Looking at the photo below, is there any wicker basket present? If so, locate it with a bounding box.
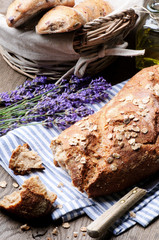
[0,9,138,80]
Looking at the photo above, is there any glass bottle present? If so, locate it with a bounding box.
[136,0,159,69]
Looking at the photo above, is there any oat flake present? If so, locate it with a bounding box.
[120,111,125,115]
[124,116,130,124]
[118,142,124,148]
[128,139,135,145]
[131,132,138,138]
[133,118,139,122]
[107,157,114,164]
[13,182,19,188]
[80,227,87,232]
[110,164,118,171]
[107,133,113,140]
[125,132,131,140]
[80,157,86,164]
[141,128,148,134]
[20,224,30,231]
[133,126,140,132]
[52,227,58,235]
[107,118,111,123]
[132,143,141,150]
[92,125,98,131]
[129,114,135,120]
[116,133,123,141]
[62,222,70,229]
[0,181,7,188]
[119,98,125,102]
[69,139,78,146]
[139,104,145,109]
[112,153,120,159]
[142,97,150,104]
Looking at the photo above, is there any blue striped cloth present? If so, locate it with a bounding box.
[0,80,158,236]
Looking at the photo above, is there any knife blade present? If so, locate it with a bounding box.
[87,173,159,238]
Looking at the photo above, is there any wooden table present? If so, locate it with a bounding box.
[0,45,159,240]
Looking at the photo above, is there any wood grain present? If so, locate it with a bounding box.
[0,49,158,240]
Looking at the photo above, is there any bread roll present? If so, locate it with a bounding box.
[6,0,75,27]
[50,65,159,197]
[0,176,57,219]
[9,143,45,175]
[36,0,112,34]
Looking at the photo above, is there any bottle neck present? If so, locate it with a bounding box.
[147,1,159,13]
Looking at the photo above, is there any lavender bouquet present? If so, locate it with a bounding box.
[0,75,111,136]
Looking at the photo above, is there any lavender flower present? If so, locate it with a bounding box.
[0,75,112,136]
[0,76,56,106]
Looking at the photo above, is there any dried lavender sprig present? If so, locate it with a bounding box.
[28,77,111,129]
[0,76,64,107]
[0,75,112,136]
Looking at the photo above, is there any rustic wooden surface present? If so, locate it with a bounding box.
[0,49,159,240]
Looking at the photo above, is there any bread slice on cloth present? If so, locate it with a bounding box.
[9,143,45,175]
[50,65,159,197]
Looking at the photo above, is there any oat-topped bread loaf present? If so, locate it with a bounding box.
[6,0,75,27]
[0,176,57,219]
[36,0,112,34]
[50,65,159,197]
[9,143,45,175]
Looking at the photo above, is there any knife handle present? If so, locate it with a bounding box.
[87,187,147,238]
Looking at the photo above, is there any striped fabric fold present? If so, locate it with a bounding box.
[0,80,158,236]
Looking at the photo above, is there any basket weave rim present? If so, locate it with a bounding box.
[0,8,138,80]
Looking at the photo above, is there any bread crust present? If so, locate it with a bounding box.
[50,65,159,197]
[6,0,75,27]
[36,0,112,34]
[0,176,57,219]
[36,5,84,34]
[9,143,45,175]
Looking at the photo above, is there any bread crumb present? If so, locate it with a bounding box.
[12,182,19,188]
[52,227,58,235]
[56,204,63,209]
[57,182,64,188]
[62,222,70,229]
[80,226,87,232]
[20,224,30,231]
[0,181,7,188]
[83,233,86,236]
[129,211,136,218]
[73,232,78,237]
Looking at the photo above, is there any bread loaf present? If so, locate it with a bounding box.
[9,143,45,175]
[0,176,57,219]
[36,0,112,34]
[50,65,159,197]
[6,0,75,27]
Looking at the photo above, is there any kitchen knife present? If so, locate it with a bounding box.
[87,173,159,238]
